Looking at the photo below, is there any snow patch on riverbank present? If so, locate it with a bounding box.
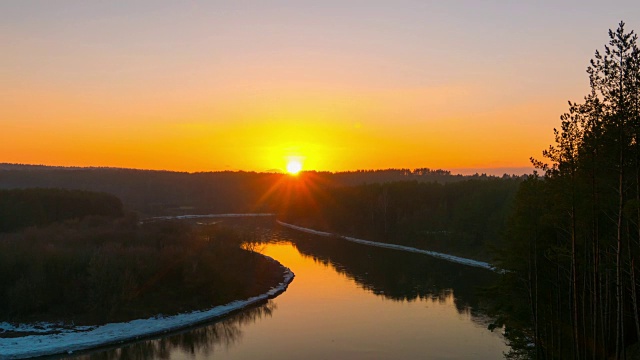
[277,221,499,272]
[143,213,275,222]
[0,257,293,359]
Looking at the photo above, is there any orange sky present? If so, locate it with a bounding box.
[2,2,640,175]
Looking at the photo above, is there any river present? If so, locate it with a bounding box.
[68,224,507,359]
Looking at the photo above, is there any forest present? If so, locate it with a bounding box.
[493,22,640,359]
[0,164,518,216]
[0,165,523,261]
[0,188,123,233]
[0,189,283,326]
[276,176,521,261]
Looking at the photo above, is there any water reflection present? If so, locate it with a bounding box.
[67,302,276,360]
[64,222,505,359]
[261,226,496,315]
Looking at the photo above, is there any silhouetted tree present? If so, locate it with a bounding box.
[497,22,640,359]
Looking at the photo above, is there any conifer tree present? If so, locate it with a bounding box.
[498,22,640,359]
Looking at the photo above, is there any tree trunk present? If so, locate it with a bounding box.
[616,162,624,359]
[571,175,580,359]
[631,258,640,343]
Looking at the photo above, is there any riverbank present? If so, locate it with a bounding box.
[0,215,295,359]
[277,221,499,272]
[142,213,275,222]
[0,256,294,359]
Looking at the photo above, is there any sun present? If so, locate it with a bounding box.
[286,159,303,175]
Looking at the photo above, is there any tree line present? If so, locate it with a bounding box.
[0,215,283,325]
[0,188,123,233]
[275,177,521,261]
[0,164,522,216]
[494,22,640,359]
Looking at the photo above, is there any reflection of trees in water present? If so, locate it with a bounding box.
[265,227,497,318]
[71,301,276,360]
[68,223,499,360]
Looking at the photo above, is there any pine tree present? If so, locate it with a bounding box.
[498,22,640,359]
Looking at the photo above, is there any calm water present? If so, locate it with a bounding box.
[70,226,507,359]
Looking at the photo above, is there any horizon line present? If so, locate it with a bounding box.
[0,162,535,177]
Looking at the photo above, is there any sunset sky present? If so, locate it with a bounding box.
[2,1,640,175]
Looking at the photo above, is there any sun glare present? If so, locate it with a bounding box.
[286,159,303,175]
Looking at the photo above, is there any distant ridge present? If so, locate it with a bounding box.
[0,163,188,173]
[0,163,532,177]
[0,163,526,224]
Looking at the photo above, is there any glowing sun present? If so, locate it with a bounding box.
[286,159,303,175]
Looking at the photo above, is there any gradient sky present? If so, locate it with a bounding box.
[2,1,640,174]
